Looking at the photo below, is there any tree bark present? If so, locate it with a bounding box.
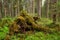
[36,0,42,18]
[49,0,58,24]
[46,0,50,18]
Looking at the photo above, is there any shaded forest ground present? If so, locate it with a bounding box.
[0,11,60,40]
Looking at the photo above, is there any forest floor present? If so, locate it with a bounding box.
[0,12,60,40]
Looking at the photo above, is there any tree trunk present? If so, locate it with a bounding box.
[31,0,35,16]
[49,0,58,24]
[36,0,42,18]
[17,0,20,16]
[46,0,50,18]
[1,0,4,18]
[0,1,2,18]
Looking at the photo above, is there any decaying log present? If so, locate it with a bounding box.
[9,11,54,35]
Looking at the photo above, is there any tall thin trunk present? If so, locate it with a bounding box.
[50,0,58,24]
[17,0,20,16]
[37,0,42,18]
[32,0,35,16]
[28,0,31,13]
[0,1,2,18]
[46,0,50,18]
[0,9,1,18]
[56,0,58,22]
[9,3,11,17]
[8,0,11,17]
[11,0,14,17]
[1,0,4,17]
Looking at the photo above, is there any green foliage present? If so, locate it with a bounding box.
[25,36,40,40]
[0,25,9,40]
[0,17,13,40]
[10,35,20,40]
[25,32,60,40]
[0,17,16,27]
[37,18,53,26]
[0,15,60,40]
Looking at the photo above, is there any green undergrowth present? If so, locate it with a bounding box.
[0,24,9,40]
[0,17,60,40]
[25,32,60,40]
[36,18,53,27]
[9,32,60,40]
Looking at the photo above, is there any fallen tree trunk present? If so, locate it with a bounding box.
[9,11,55,35]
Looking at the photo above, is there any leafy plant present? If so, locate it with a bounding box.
[0,25,9,40]
[36,18,53,27]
